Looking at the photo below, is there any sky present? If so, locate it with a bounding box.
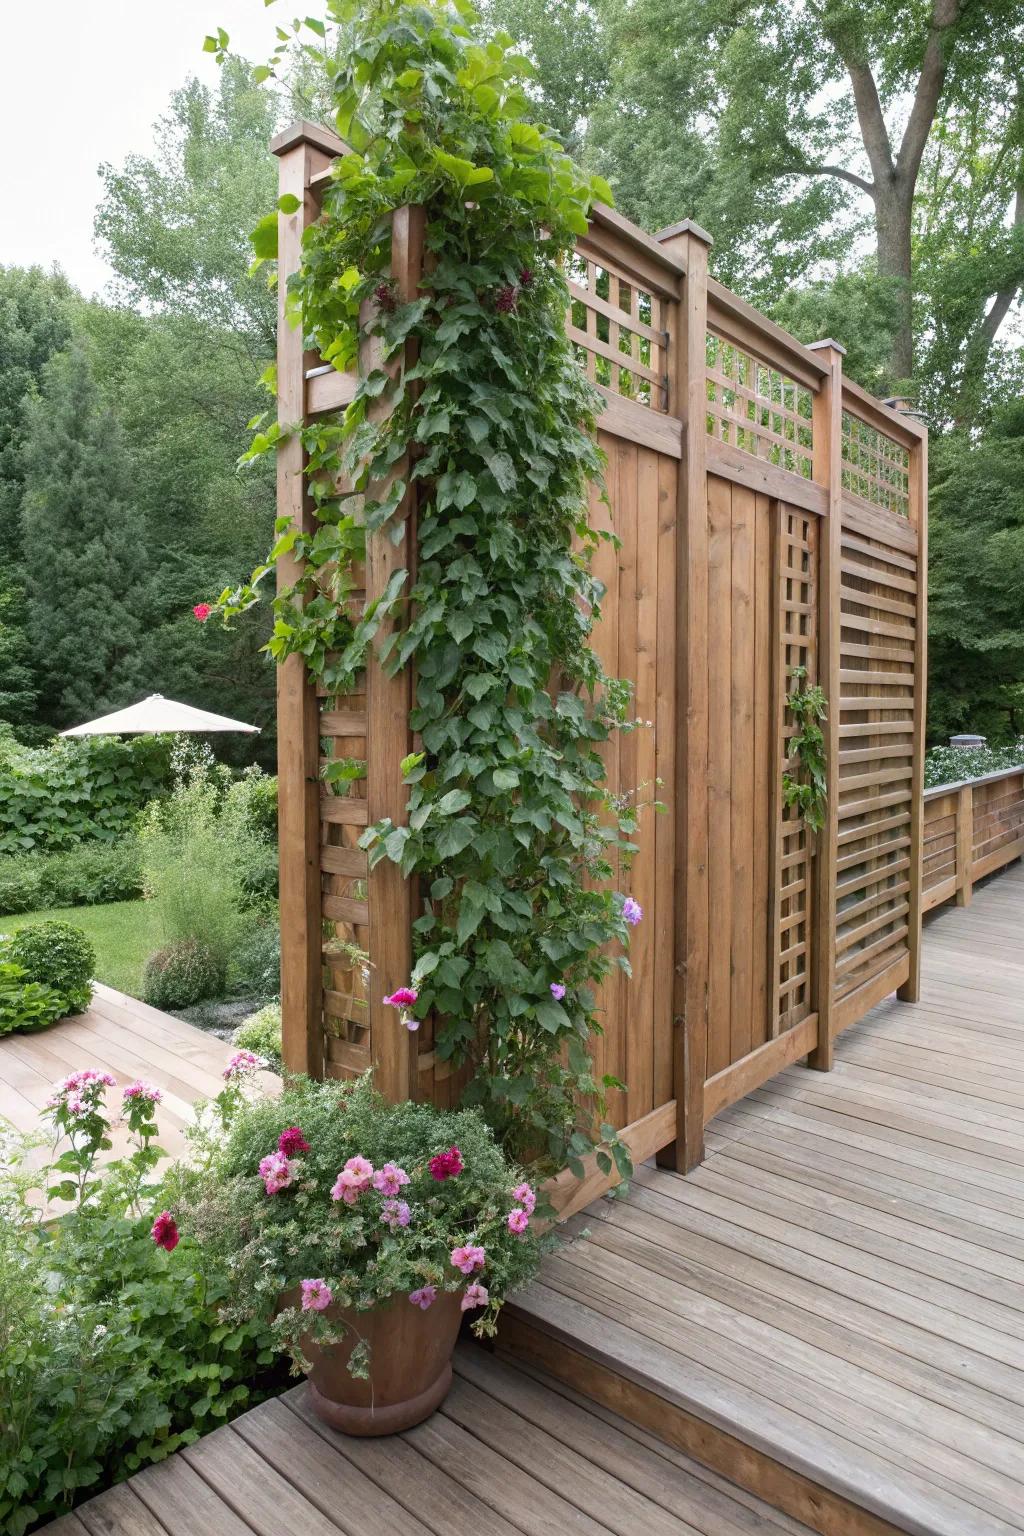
[0,0,283,298]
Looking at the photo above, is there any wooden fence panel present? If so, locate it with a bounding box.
[923,767,1024,910]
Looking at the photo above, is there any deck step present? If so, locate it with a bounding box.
[500,1160,1024,1536]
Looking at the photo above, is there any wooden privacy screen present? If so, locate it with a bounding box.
[272,122,929,1189]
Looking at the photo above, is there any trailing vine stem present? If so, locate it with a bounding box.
[213,0,645,1177]
[781,666,828,835]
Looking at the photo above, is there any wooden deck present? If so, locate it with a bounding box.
[504,861,1024,1536]
[0,981,278,1175]
[45,1345,813,1536]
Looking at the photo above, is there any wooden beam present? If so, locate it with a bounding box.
[272,128,337,1079]
[655,221,712,1173]
[955,783,974,907]
[897,427,928,1004]
[808,340,845,1070]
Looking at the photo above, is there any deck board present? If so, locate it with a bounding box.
[42,1347,814,1535]
[506,861,1024,1535]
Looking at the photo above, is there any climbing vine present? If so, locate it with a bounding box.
[781,666,828,834]
[215,0,643,1175]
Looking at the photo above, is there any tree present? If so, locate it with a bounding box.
[20,344,149,725]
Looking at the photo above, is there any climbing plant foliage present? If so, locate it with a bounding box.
[218,0,644,1174]
[781,666,828,835]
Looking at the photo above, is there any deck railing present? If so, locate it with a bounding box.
[923,764,1024,911]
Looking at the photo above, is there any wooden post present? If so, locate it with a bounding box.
[807,340,845,1071]
[271,121,347,1078]
[363,205,425,1105]
[898,428,928,1003]
[654,219,712,1172]
[956,783,974,906]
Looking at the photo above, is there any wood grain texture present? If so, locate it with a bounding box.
[506,860,1024,1536]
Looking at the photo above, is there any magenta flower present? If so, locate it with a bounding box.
[223,1049,267,1080]
[151,1211,179,1251]
[278,1125,311,1157]
[507,1207,530,1234]
[495,284,518,313]
[621,896,643,926]
[372,1162,410,1196]
[409,1285,436,1310]
[549,982,566,1000]
[192,602,212,622]
[65,1094,86,1117]
[512,1181,536,1216]
[383,986,418,1009]
[381,1199,411,1229]
[450,1243,485,1275]
[429,1145,463,1182]
[259,1151,295,1194]
[123,1080,162,1103]
[300,1278,333,1312]
[461,1282,489,1312]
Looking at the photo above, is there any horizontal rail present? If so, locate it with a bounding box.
[922,766,1024,913]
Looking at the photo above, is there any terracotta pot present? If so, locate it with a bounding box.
[285,1288,465,1436]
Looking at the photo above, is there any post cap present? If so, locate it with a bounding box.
[807,338,847,355]
[653,218,714,247]
[270,119,347,159]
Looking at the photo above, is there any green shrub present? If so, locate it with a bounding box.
[924,740,1024,789]
[0,961,63,1036]
[229,919,280,998]
[0,735,171,854]
[1,921,95,1017]
[233,1001,282,1070]
[0,837,142,917]
[0,1076,279,1533]
[142,939,224,1009]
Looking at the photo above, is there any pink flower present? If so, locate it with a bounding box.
[381,1199,411,1229]
[300,1278,333,1312]
[123,1080,162,1103]
[331,1154,374,1203]
[621,896,643,926]
[461,1282,489,1312]
[383,986,418,1009]
[65,1094,86,1117]
[372,1162,410,1196]
[151,1211,179,1251]
[192,603,211,622]
[507,1207,530,1234]
[259,1151,295,1194]
[512,1181,536,1216]
[450,1243,485,1275]
[223,1049,267,1080]
[429,1145,464,1182]
[409,1285,436,1310]
[278,1126,310,1157]
[549,982,566,1000]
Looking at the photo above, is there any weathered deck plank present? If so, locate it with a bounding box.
[505,861,1024,1536]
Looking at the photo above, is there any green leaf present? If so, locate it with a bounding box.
[250,213,279,260]
[277,193,301,214]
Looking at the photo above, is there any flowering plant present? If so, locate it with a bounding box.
[168,1072,548,1377]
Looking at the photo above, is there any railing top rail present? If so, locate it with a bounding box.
[841,375,926,446]
[707,277,829,393]
[924,762,1024,801]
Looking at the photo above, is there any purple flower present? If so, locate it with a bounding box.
[381,1199,411,1229]
[507,1207,530,1234]
[409,1285,436,1310]
[451,1243,485,1275]
[621,896,643,926]
[383,986,418,1008]
[300,1278,332,1312]
[549,982,566,1001]
[223,1049,267,1080]
[461,1282,489,1312]
[512,1181,536,1215]
[372,1162,410,1196]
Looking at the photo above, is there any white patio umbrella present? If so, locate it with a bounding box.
[60,693,260,737]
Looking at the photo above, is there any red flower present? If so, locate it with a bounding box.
[192,603,211,623]
[495,284,518,313]
[375,281,397,314]
[151,1211,179,1251]
[429,1145,464,1182]
[278,1125,311,1157]
[519,268,534,287]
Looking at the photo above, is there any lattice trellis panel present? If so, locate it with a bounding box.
[841,411,910,518]
[706,334,815,480]
[567,248,669,411]
[318,667,372,1080]
[834,512,917,999]
[771,506,818,1034]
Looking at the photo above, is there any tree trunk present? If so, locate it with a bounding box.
[875,181,915,385]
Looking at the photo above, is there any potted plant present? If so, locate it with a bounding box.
[167,1056,545,1435]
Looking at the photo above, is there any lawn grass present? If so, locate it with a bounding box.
[1,900,159,997]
